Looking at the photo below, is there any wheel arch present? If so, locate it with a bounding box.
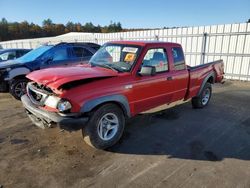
[9,74,28,86]
[8,67,30,80]
[12,74,28,80]
[81,95,131,118]
[198,72,215,96]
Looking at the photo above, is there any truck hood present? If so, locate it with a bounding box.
[26,65,119,90]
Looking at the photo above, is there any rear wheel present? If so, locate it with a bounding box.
[192,82,212,108]
[82,103,125,149]
[9,78,28,100]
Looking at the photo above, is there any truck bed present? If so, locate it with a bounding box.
[187,60,223,72]
[186,60,224,100]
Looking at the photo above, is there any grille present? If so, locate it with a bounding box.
[32,82,53,93]
[27,82,49,106]
[30,88,43,101]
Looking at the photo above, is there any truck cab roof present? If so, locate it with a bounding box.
[109,40,182,47]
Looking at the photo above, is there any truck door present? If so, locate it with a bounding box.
[133,47,175,113]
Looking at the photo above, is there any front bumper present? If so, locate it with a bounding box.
[21,94,88,129]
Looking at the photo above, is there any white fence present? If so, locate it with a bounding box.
[1,23,250,81]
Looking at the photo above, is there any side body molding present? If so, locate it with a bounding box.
[7,67,30,80]
[81,95,131,117]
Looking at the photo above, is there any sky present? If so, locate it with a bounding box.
[0,0,249,28]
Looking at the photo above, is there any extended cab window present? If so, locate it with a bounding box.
[72,47,93,58]
[172,47,185,70]
[142,48,168,73]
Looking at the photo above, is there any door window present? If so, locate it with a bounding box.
[42,47,69,62]
[17,50,29,58]
[72,47,93,58]
[142,48,168,73]
[52,48,68,61]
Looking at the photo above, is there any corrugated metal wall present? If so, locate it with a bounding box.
[1,23,250,81]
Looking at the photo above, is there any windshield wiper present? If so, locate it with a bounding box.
[90,62,118,72]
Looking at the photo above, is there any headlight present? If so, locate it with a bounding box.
[44,96,61,108]
[57,100,72,112]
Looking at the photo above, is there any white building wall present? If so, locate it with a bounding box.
[0,23,250,81]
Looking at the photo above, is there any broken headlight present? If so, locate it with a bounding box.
[57,100,72,112]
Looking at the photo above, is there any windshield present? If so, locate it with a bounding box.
[17,45,53,62]
[89,44,141,72]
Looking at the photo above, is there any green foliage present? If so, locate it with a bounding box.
[0,18,123,41]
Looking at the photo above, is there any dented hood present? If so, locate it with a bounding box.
[27,65,118,89]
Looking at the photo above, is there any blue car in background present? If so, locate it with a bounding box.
[0,48,31,62]
[0,42,100,99]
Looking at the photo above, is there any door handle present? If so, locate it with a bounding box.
[167,76,173,81]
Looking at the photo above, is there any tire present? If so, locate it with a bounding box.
[82,103,125,149]
[9,78,28,100]
[192,82,212,108]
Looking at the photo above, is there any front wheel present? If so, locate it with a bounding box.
[192,82,212,108]
[82,103,125,149]
[9,79,28,100]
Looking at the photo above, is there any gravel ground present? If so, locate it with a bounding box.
[0,80,250,188]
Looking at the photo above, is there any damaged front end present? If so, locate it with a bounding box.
[22,82,88,129]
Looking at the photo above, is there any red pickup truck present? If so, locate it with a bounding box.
[21,41,224,149]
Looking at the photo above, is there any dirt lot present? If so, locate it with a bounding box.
[0,80,250,188]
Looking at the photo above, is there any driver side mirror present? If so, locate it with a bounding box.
[139,66,156,76]
[43,57,53,64]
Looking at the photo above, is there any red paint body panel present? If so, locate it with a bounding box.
[26,41,224,116]
[26,64,118,93]
[186,60,224,100]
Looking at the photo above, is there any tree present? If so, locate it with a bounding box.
[95,25,102,33]
[0,18,9,41]
[42,19,55,36]
[0,18,124,41]
[106,21,123,32]
[19,21,30,38]
[42,18,53,27]
[66,21,75,31]
[54,24,66,35]
[29,23,42,38]
[83,22,95,32]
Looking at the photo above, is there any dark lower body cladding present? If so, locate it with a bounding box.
[21,95,88,130]
[0,78,8,92]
